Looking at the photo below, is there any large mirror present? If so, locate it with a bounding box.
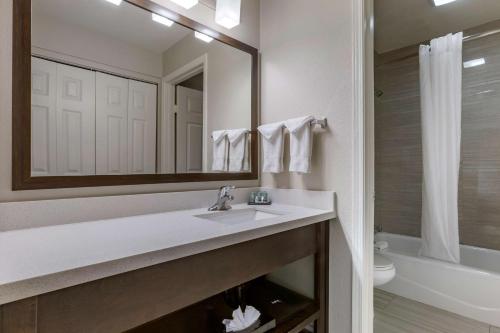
[13,0,258,189]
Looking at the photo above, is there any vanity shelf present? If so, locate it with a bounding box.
[0,222,329,333]
[128,279,319,333]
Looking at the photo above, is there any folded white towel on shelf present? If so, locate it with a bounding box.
[222,306,261,332]
[227,128,250,172]
[285,116,314,173]
[211,130,228,171]
[257,121,285,173]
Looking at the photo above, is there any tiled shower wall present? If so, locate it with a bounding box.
[375,29,500,250]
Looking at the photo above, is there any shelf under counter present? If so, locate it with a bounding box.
[128,279,319,333]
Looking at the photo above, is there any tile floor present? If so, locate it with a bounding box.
[374,289,500,333]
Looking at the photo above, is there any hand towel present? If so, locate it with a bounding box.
[212,130,228,171]
[222,306,261,332]
[227,128,249,172]
[257,121,285,173]
[285,116,314,173]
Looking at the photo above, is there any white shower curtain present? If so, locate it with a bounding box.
[419,32,462,264]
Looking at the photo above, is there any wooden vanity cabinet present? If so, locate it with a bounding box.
[0,222,329,333]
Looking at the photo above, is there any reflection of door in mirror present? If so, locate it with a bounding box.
[31,57,157,176]
[95,73,128,175]
[96,73,157,175]
[176,76,204,173]
[31,57,96,177]
[127,80,157,174]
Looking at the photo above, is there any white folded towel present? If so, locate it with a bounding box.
[212,130,228,171]
[257,121,285,173]
[285,116,314,173]
[227,128,249,172]
[223,306,261,332]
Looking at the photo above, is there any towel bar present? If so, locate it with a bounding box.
[310,117,327,129]
[211,118,327,140]
[210,129,250,139]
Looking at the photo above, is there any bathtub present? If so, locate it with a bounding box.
[375,232,500,327]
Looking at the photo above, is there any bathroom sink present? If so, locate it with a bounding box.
[195,208,284,225]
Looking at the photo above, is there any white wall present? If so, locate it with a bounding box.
[162,34,252,169]
[0,0,259,204]
[32,12,163,81]
[259,0,354,332]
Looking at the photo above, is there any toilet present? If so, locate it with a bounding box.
[374,253,396,286]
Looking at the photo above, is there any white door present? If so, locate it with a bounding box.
[31,57,57,176]
[128,80,157,174]
[95,73,129,175]
[56,63,96,176]
[176,86,203,173]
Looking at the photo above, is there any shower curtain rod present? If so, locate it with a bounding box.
[463,28,500,42]
[380,27,500,64]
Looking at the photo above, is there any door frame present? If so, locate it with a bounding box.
[160,54,208,173]
[351,0,375,332]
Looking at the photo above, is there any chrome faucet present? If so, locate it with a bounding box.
[208,185,235,211]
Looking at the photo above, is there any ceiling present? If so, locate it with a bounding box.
[375,0,500,53]
[33,0,193,54]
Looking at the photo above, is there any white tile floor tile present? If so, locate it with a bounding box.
[374,289,494,333]
[375,309,444,333]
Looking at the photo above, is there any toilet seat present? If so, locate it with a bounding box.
[374,253,396,287]
[374,253,394,271]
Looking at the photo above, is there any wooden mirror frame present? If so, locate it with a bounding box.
[12,0,258,190]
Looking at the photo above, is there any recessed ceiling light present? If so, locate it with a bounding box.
[194,31,213,43]
[463,58,485,68]
[170,0,198,9]
[433,0,457,6]
[152,13,174,27]
[104,0,122,5]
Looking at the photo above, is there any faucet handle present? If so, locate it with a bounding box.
[219,185,235,196]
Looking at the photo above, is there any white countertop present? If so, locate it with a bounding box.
[0,201,335,305]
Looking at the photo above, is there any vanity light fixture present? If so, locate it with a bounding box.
[463,58,485,68]
[432,0,457,6]
[104,0,122,5]
[195,31,214,43]
[170,0,198,9]
[215,0,241,29]
[152,13,174,27]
